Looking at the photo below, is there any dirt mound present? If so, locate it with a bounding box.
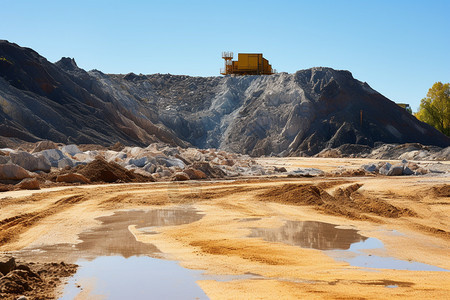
[0,257,77,300]
[258,183,415,219]
[76,158,155,183]
[430,185,450,197]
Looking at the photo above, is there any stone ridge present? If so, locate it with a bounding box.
[0,40,448,155]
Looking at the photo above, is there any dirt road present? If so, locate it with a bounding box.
[0,158,449,299]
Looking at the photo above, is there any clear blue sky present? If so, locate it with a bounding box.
[2,0,449,111]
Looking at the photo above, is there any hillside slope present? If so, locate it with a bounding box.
[0,41,188,148]
[0,40,448,155]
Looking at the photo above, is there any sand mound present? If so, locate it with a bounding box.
[0,257,77,299]
[77,158,154,183]
[258,183,415,219]
[431,185,450,197]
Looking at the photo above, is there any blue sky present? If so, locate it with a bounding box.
[2,0,449,110]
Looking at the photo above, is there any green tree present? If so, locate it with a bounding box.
[415,82,450,136]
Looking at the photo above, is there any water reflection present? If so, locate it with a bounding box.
[248,220,449,272]
[249,220,367,250]
[59,256,209,300]
[19,208,203,261]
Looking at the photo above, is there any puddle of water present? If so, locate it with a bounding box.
[59,256,208,300]
[248,220,449,272]
[329,237,449,272]
[249,220,367,250]
[20,207,204,261]
[16,207,208,299]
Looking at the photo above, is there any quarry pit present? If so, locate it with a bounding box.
[0,157,448,299]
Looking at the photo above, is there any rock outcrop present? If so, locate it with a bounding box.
[1,40,448,155]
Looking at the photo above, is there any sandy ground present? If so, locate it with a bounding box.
[0,157,449,299]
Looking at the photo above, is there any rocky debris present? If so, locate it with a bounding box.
[317,144,372,158]
[172,172,190,181]
[56,173,90,184]
[0,164,32,181]
[274,167,287,173]
[359,160,450,176]
[17,178,40,190]
[288,168,325,177]
[30,140,58,153]
[61,144,82,156]
[184,168,207,180]
[320,143,450,161]
[190,162,226,178]
[9,151,51,172]
[1,41,448,155]
[0,257,77,299]
[38,149,67,168]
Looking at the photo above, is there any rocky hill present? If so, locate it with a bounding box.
[0,40,448,155]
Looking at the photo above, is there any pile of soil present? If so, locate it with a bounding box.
[0,257,77,300]
[76,158,155,183]
[430,185,450,197]
[258,183,416,220]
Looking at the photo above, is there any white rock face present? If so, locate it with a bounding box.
[9,151,51,172]
[61,144,82,156]
[38,149,68,168]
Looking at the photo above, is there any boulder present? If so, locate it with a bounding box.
[378,162,392,175]
[128,157,148,168]
[414,168,429,175]
[31,140,58,153]
[190,162,226,178]
[160,169,173,178]
[387,165,404,176]
[61,144,82,156]
[172,172,190,181]
[143,163,157,173]
[184,168,207,180]
[290,168,324,176]
[56,173,90,184]
[0,164,32,180]
[274,167,287,173]
[57,158,75,169]
[156,157,185,169]
[17,178,40,190]
[361,164,377,173]
[9,151,51,172]
[39,149,67,167]
[133,169,155,179]
[402,166,414,175]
